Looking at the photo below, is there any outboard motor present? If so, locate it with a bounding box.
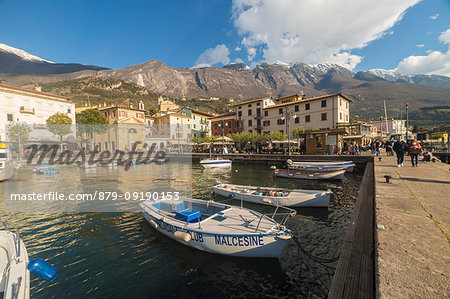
[27,258,57,281]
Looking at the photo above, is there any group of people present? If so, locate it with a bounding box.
[392,139,423,167]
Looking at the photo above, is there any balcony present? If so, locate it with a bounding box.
[19,106,35,114]
[200,127,210,132]
[254,124,263,130]
[253,113,263,119]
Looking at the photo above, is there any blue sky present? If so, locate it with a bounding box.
[0,0,449,75]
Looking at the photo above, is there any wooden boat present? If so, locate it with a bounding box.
[274,168,345,180]
[213,183,331,207]
[0,144,14,181]
[287,159,355,172]
[140,198,296,258]
[200,159,232,168]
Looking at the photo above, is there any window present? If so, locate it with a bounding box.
[263,120,270,126]
[295,117,299,124]
[279,108,283,114]
[279,130,284,134]
[214,123,218,130]
[321,113,327,121]
[248,120,252,126]
[7,114,13,122]
[104,142,108,150]
[305,115,310,122]
[194,124,196,129]
[188,124,191,129]
[248,104,252,107]
[340,112,342,120]
[264,111,268,116]
[238,111,242,117]
[249,130,252,133]
[238,106,241,109]
[346,114,349,121]
[277,119,285,125]
[68,108,71,113]
[321,100,327,107]
[248,109,252,116]
[257,102,260,106]
[346,102,348,109]
[305,103,310,110]
[295,105,299,112]
[339,99,342,106]
[228,121,232,128]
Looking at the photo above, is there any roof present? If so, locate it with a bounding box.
[263,93,353,110]
[0,83,71,102]
[209,112,236,119]
[97,105,146,112]
[179,107,213,117]
[277,94,303,101]
[232,97,271,107]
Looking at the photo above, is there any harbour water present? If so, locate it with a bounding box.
[0,162,363,298]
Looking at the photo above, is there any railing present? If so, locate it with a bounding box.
[253,113,263,119]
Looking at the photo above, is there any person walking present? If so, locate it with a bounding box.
[408,139,422,167]
[393,139,408,167]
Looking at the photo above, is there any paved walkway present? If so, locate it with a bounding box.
[374,154,450,298]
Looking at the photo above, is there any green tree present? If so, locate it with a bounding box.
[46,113,72,143]
[292,127,305,149]
[147,106,159,116]
[6,122,31,158]
[76,109,109,150]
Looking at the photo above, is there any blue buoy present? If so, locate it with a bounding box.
[27,259,57,281]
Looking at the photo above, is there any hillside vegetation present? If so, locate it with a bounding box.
[21,77,161,110]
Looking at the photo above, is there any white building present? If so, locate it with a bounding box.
[234,93,351,135]
[0,84,75,142]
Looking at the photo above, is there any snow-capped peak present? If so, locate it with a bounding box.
[0,43,53,63]
[368,68,413,82]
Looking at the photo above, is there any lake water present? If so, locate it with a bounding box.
[0,162,363,298]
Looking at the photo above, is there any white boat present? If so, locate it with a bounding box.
[274,168,345,180]
[0,226,30,299]
[200,159,232,168]
[213,183,331,207]
[287,159,355,172]
[140,198,296,258]
[0,223,58,299]
[34,163,59,175]
[0,144,14,181]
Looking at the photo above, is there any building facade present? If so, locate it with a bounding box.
[210,112,237,136]
[0,84,75,142]
[234,93,351,136]
[178,108,212,137]
[154,113,192,145]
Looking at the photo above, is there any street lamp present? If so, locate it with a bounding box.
[405,102,409,141]
[280,107,297,155]
[218,120,228,153]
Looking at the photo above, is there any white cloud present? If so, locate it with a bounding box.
[193,44,230,68]
[416,44,424,48]
[439,29,450,45]
[429,13,439,20]
[232,0,421,70]
[235,46,242,52]
[247,47,256,61]
[234,57,244,63]
[395,29,450,76]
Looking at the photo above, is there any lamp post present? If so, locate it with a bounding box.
[405,102,409,141]
[281,107,297,155]
[218,120,228,153]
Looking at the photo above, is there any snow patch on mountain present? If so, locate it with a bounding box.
[368,69,413,82]
[0,43,54,63]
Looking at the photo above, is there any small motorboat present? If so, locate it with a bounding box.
[287,159,355,172]
[199,158,232,168]
[0,223,57,299]
[274,168,345,180]
[34,163,59,175]
[140,198,296,258]
[78,162,97,168]
[213,183,331,207]
[0,143,14,181]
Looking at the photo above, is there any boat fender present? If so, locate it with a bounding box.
[276,234,292,240]
[286,159,293,165]
[270,165,277,170]
[149,219,159,229]
[229,193,235,198]
[27,258,57,281]
[174,231,191,242]
[263,198,272,204]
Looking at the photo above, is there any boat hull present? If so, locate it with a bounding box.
[274,169,345,180]
[140,200,289,258]
[200,159,232,168]
[0,231,30,299]
[287,161,354,172]
[213,185,330,207]
[0,166,14,181]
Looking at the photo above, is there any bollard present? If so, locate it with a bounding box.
[384,175,392,183]
[378,157,382,161]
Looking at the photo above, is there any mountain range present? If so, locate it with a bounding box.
[1,43,449,126]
